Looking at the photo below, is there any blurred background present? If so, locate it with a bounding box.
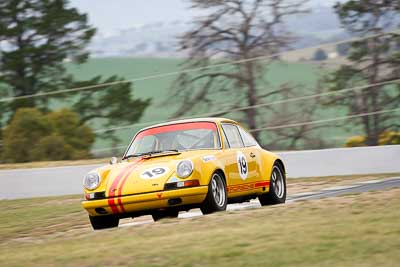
[0,0,399,163]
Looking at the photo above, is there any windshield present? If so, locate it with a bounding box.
[125,122,221,157]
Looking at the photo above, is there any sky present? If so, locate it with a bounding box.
[69,0,340,36]
[69,0,199,36]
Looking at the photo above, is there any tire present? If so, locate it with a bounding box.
[258,163,286,205]
[89,215,119,230]
[152,210,179,221]
[200,172,227,215]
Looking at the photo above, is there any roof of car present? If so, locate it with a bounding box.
[140,117,237,131]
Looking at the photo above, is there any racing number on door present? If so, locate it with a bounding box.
[237,151,248,180]
[140,167,169,179]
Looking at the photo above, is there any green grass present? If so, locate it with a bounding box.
[0,195,88,241]
[61,57,397,154]
[1,176,399,267]
[63,58,333,153]
[3,57,395,155]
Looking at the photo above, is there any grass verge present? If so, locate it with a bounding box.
[0,158,109,170]
[0,179,399,266]
[288,172,400,194]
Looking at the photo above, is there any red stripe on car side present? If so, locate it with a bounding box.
[227,181,270,193]
[255,181,270,188]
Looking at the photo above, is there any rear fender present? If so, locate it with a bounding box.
[260,150,283,180]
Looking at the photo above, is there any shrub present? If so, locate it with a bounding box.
[30,135,74,161]
[378,131,400,145]
[345,135,366,147]
[345,131,400,147]
[2,108,94,163]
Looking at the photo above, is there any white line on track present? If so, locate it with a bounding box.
[288,192,319,197]
[356,179,384,184]
[320,185,359,191]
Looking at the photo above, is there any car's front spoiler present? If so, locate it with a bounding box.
[82,186,208,216]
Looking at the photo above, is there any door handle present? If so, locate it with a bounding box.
[250,152,256,158]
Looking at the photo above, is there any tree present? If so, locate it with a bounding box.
[336,42,350,56]
[0,0,151,149]
[313,48,328,61]
[0,0,95,112]
[170,0,308,141]
[2,108,94,162]
[257,81,330,150]
[327,0,400,146]
[71,76,151,144]
[0,84,8,155]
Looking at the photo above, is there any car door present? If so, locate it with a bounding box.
[221,123,259,197]
[237,126,263,181]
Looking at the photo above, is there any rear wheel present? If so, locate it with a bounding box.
[259,163,286,205]
[200,172,227,214]
[89,215,119,230]
[152,210,179,221]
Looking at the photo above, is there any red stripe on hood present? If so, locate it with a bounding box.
[108,158,141,214]
[117,158,144,213]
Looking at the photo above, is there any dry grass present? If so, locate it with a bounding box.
[0,176,399,267]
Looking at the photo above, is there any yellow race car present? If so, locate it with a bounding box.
[82,118,286,229]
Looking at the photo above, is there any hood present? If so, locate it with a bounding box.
[104,153,182,197]
[101,150,221,197]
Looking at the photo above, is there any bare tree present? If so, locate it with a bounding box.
[253,81,330,150]
[328,0,400,145]
[170,0,308,141]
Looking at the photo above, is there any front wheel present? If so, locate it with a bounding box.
[89,215,119,230]
[200,172,227,215]
[259,163,286,205]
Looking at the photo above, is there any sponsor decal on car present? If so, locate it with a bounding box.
[202,155,216,162]
[227,181,270,193]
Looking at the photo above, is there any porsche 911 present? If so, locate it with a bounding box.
[81,118,286,229]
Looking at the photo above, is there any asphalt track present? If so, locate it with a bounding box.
[1,145,399,200]
[119,176,400,228]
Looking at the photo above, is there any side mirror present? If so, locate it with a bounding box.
[110,157,118,165]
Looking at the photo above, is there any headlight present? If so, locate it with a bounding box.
[176,160,194,178]
[83,172,101,190]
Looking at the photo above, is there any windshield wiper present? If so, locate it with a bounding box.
[122,149,179,160]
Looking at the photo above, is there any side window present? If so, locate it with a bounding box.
[222,130,231,148]
[221,124,244,148]
[238,126,259,147]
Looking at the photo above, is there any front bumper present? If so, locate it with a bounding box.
[82,186,208,216]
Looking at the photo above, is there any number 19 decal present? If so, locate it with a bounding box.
[140,166,169,179]
[237,151,248,180]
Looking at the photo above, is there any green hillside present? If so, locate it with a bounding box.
[63,57,348,155]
